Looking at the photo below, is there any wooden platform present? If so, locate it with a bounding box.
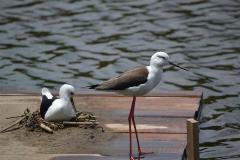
[0,91,202,160]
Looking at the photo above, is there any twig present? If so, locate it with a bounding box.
[46,122,58,130]
[39,123,53,134]
[2,126,23,133]
[0,117,26,133]
[5,115,24,119]
[2,108,101,133]
[63,121,99,126]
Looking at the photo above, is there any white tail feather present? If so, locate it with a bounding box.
[41,87,53,99]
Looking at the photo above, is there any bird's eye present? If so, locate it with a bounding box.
[158,56,166,59]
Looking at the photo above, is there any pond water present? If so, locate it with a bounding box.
[0,0,239,159]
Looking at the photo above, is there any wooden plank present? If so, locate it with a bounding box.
[0,92,202,160]
[52,154,181,160]
[187,119,199,160]
[52,133,186,160]
[72,96,200,134]
[94,133,186,155]
[74,96,200,118]
[0,90,202,97]
[104,117,187,134]
[0,96,200,132]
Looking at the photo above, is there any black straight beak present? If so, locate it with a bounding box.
[168,61,189,71]
[70,97,77,113]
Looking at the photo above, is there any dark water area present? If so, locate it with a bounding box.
[0,0,240,159]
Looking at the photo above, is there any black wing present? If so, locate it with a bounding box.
[40,95,57,118]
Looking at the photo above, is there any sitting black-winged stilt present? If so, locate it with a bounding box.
[89,52,188,160]
[40,84,77,122]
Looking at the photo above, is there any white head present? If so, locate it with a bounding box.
[150,51,189,71]
[59,84,75,99]
[150,52,169,68]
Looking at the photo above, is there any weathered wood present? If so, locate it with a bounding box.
[63,121,99,126]
[78,96,201,116]
[53,154,182,160]
[0,91,202,160]
[186,119,199,160]
[73,96,201,134]
[0,90,203,98]
[104,117,188,133]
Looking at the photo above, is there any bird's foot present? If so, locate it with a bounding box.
[130,155,144,160]
[138,149,154,156]
[130,155,135,160]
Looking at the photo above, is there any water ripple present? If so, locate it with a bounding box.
[0,0,240,159]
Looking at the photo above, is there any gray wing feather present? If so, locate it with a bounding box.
[95,66,149,90]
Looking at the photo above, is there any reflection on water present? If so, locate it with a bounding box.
[0,0,240,159]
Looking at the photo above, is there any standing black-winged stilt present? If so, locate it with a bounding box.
[40,84,77,122]
[89,52,188,160]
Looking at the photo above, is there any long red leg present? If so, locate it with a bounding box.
[128,96,136,160]
[131,96,154,156]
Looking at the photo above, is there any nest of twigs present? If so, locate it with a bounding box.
[1,108,103,134]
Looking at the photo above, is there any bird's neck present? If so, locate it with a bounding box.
[59,93,70,100]
[146,65,163,89]
[148,65,162,74]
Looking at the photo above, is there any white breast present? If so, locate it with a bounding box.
[44,99,76,122]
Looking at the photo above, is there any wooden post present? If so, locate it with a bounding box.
[187,118,199,160]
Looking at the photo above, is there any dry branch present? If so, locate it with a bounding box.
[0,116,26,133]
[5,115,24,119]
[1,109,101,134]
[39,123,53,133]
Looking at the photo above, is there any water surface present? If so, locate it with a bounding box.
[0,0,240,159]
